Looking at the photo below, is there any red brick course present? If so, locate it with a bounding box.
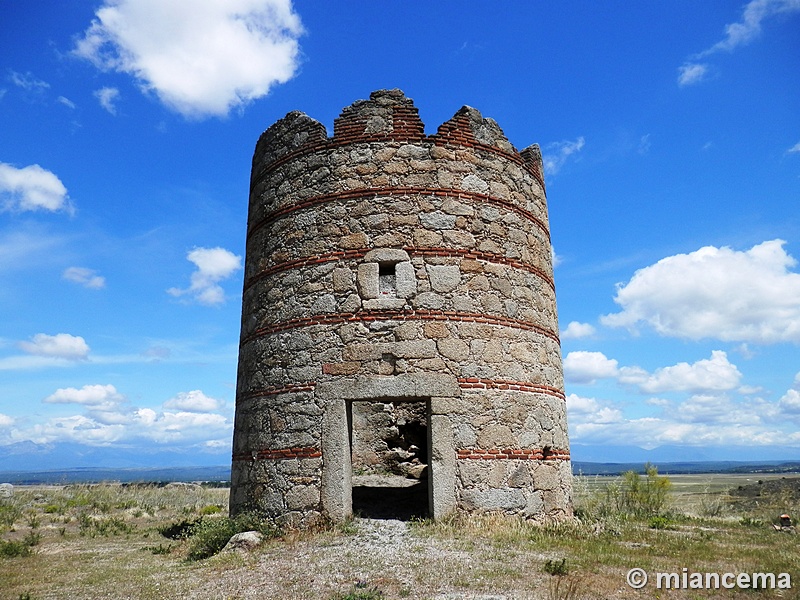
[458,377,565,401]
[456,447,570,461]
[247,186,550,241]
[232,446,322,462]
[241,309,560,346]
[239,383,317,400]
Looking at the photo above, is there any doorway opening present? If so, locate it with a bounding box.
[348,398,430,520]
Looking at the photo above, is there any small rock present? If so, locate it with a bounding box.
[222,531,264,553]
[0,483,13,498]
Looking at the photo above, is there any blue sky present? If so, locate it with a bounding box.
[1,1,799,467]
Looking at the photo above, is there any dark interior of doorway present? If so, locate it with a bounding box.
[349,399,430,520]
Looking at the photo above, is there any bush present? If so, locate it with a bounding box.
[159,518,200,540]
[576,463,672,521]
[332,582,385,600]
[544,558,570,576]
[0,539,33,558]
[648,515,673,530]
[186,512,279,561]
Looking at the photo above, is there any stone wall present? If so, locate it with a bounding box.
[230,89,572,526]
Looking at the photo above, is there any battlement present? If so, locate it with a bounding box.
[251,89,545,188]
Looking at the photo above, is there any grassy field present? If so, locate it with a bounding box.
[1,471,798,599]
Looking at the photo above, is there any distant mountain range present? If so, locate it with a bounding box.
[1,440,799,484]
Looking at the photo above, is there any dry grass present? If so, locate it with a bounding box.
[1,475,799,599]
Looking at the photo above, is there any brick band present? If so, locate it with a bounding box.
[232,446,322,462]
[457,447,570,461]
[247,187,550,242]
[239,383,317,401]
[242,309,560,346]
[458,377,565,401]
[242,246,555,294]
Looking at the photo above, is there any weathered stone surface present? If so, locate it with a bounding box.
[231,89,571,527]
[222,531,264,553]
[0,483,12,498]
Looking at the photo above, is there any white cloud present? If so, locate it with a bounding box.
[677,63,709,86]
[0,414,14,428]
[637,134,651,155]
[561,321,596,340]
[22,388,231,447]
[18,333,90,360]
[57,96,76,109]
[73,0,304,119]
[63,267,106,289]
[543,137,585,175]
[0,163,71,213]
[94,86,120,115]
[680,0,800,85]
[563,351,619,384]
[619,350,742,394]
[36,415,126,445]
[601,240,800,343]
[133,409,231,444]
[44,384,125,412]
[701,0,800,56]
[787,141,800,154]
[163,390,221,412]
[8,70,50,92]
[551,247,562,268]
[567,393,624,425]
[168,246,242,306]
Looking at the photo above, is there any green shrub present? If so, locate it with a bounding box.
[332,582,385,600]
[543,558,570,576]
[199,505,222,515]
[0,539,32,558]
[159,518,199,540]
[186,512,279,561]
[581,463,672,520]
[648,515,673,530]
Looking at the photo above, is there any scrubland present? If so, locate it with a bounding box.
[1,469,798,599]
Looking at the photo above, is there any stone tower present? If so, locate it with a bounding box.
[230,90,572,526]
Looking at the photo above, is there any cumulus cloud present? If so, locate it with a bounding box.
[543,137,585,175]
[601,240,800,343]
[563,351,619,384]
[168,247,242,306]
[677,63,709,87]
[25,385,232,447]
[567,393,624,425]
[679,0,800,85]
[0,414,14,428]
[94,86,120,115]
[163,390,221,412]
[567,391,795,448]
[618,350,742,394]
[560,321,596,340]
[73,0,304,118]
[787,142,800,154]
[63,266,106,289]
[44,384,125,412]
[0,163,71,213]
[18,333,90,360]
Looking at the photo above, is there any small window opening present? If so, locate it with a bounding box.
[378,262,397,296]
